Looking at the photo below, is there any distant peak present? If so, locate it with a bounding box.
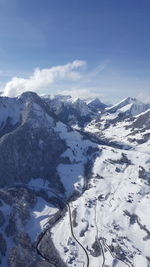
[88,98,102,105]
[18,91,38,99]
[123,97,139,103]
[87,97,107,110]
[17,91,41,103]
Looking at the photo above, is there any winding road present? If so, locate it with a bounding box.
[25,185,90,267]
[102,239,133,267]
[9,184,136,267]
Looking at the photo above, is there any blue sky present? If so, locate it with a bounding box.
[0,0,150,103]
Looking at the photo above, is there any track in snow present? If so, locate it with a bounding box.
[18,185,89,267]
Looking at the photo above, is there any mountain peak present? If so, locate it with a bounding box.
[88,97,102,105]
[87,97,107,112]
[106,96,144,114]
[123,96,143,104]
[17,91,39,101]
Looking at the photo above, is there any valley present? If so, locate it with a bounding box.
[0,92,149,267]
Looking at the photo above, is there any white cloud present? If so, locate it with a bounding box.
[59,88,105,101]
[3,60,86,97]
[2,59,150,105]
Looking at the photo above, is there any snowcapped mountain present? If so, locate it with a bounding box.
[105,97,149,116]
[0,92,150,267]
[0,91,99,190]
[87,97,107,113]
[86,97,150,134]
[100,97,150,126]
[43,95,107,128]
[43,94,94,128]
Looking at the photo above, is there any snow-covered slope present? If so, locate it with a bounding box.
[0,92,149,267]
[0,91,99,193]
[85,104,150,150]
[51,144,150,266]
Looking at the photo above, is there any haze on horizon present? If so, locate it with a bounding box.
[0,0,150,104]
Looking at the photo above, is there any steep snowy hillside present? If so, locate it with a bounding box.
[0,92,149,267]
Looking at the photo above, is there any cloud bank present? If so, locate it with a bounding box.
[3,60,86,97]
[2,59,150,104]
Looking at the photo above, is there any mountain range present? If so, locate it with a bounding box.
[0,91,149,267]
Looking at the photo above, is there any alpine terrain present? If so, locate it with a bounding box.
[0,92,149,267]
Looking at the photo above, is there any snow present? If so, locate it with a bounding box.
[51,143,150,266]
[134,108,150,118]
[0,93,149,266]
[134,255,148,267]
[55,121,97,195]
[118,103,133,112]
[51,208,88,266]
[105,97,143,113]
[57,163,84,194]
[26,197,58,241]
[51,101,150,266]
